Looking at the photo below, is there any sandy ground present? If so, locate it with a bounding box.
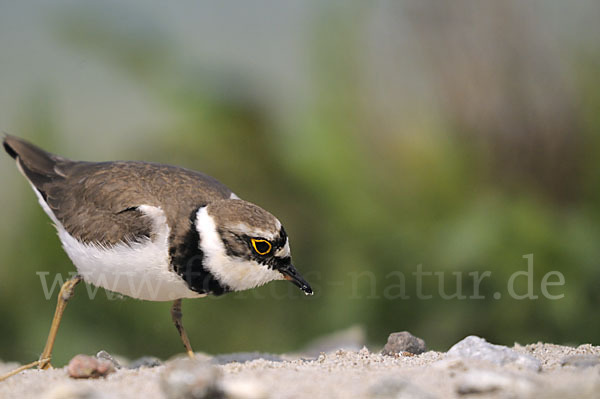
[0,341,599,399]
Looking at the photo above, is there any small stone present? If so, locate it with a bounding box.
[456,370,535,395]
[96,350,121,369]
[67,354,116,379]
[447,336,541,371]
[382,332,427,356]
[560,355,600,368]
[222,378,268,399]
[129,356,163,369]
[161,358,223,399]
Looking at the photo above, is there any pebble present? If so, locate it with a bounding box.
[447,336,541,371]
[160,358,224,399]
[129,356,164,369]
[67,354,116,379]
[560,355,600,368]
[222,378,268,399]
[381,332,427,356]
[96,350,121,369]
[455,370,536,395]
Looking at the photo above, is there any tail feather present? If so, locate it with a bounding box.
[3,135,63,173]
[3,135,69,192]
[3,138,19,159]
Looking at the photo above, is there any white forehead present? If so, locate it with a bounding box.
[230,218,281,241]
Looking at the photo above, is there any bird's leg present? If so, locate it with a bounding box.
[38,274,83,370]
[0,359,49,382]
[0,274,82,381]
[170,299,195,359]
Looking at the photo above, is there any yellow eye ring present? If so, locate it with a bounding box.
[251,239,272,255]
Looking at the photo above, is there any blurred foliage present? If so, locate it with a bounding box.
[1,2,600,365]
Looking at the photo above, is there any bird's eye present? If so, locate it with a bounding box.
[251,239,272,255]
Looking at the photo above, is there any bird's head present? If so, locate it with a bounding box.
[195,199,313,295]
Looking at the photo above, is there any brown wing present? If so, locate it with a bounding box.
[4,135,233,246]
[48,161,233,245]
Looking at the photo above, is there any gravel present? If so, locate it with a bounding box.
[160,358,223,399]
[381,331,427,356]
[0,335,599,399]
[67,355,116,379]
[447,335,541,371]
[129,356,164,369]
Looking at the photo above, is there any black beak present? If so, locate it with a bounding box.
[279,263,313,295]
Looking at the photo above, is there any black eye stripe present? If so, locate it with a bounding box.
[270,226,287,249]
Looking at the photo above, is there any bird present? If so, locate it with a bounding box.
[0,135,312,378]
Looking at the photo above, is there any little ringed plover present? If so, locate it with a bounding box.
[1,135,312,377]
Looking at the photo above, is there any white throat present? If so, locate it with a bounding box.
[195,207,284,291]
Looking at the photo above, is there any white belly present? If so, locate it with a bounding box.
[58,225,203,301]
[31,184,203,301]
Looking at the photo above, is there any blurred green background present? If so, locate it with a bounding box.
[1,1,599,365]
